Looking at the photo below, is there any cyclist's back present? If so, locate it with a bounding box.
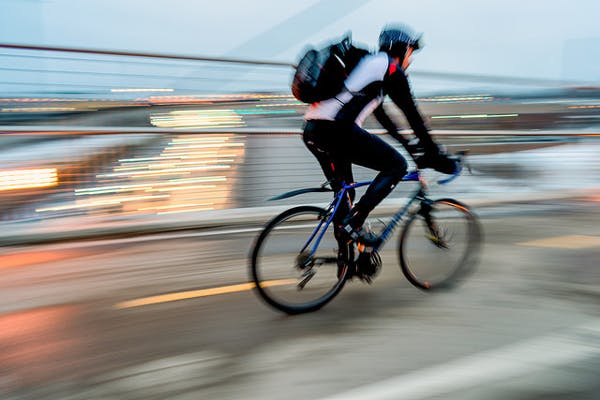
[302,24,456,245]
[305,52,389,124]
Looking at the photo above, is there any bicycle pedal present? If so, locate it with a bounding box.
[355,250,381,284]
[296,250,312,269]
[297,268,316,290]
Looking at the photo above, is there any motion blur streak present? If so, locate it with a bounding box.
[137,203,214,213]
[150,110,245,128]
[0,250,87,269]
[1,107,77,112]
[431,114,519,119]
[0,168,58,191]
[35,194,170,213]
[111,88,174,93]
[114,279,296,309]
[517,234,600,249]
[0,306,82,385]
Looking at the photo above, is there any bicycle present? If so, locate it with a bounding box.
[249,151,482,314]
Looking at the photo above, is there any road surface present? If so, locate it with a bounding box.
[1,199,599,399]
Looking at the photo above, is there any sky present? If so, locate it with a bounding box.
[1,0,599,95]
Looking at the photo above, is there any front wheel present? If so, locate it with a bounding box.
[399,198,482,290]
[250,206,350,314]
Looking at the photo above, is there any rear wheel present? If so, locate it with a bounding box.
[250,206,350,314]
[399,199,481,290]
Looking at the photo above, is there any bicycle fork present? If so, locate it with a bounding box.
[418,200,448,249]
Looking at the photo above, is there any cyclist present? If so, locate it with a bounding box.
[302,24,457,246]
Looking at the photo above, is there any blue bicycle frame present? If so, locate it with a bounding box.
[298,162,464,258]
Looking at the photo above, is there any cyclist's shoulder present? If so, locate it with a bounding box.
[347,52,389,83]
[354,52,389,71]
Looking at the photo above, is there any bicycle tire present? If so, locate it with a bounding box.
[250,206,350,314]
[398,198,481,290]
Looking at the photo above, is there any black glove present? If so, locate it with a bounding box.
[432,153,459,174]
[416,147,458,175]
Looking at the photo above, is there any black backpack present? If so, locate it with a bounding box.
[291,34,369,103]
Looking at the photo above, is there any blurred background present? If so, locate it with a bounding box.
[1,1,599,399]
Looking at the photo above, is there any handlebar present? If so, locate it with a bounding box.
[436,150,470,185]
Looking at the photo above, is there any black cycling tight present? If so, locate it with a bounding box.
[303,120,407,226]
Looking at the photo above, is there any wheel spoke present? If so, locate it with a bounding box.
[297,268,316,290]
[250,206,349,314]
[400,199,481,290]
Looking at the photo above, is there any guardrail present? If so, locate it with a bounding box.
[0,43,295,67]
[2,43,587,87]
[0,43,294,97]
[1,128,598,224]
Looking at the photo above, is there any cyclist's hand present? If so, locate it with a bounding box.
[416,147,459,175]
[432,153,459,174]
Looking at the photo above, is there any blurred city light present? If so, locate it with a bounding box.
[150,109,245,129]
[31,134,245,218]
[0,168,58,191]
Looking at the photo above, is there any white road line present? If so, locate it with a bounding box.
[318,320,600,400]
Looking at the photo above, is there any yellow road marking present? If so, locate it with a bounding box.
[517,235,600,249]
[114,279,295,309]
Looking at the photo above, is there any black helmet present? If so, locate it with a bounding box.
[378,24,422,58]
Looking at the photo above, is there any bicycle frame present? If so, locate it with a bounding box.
[298,152,466,258]
[252,152,475,313]
[300,170,425,257]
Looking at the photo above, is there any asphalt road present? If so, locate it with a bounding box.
[1,199,599,400]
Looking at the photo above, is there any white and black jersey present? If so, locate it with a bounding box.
[304,52,387,123]
[301,50,453,221]
[304,51,431,147]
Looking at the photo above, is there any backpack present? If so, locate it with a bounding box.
[291,34,369,103]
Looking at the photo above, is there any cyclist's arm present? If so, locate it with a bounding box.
[385,70,437,152]
[386,70,459,173]
[372,103,410,147]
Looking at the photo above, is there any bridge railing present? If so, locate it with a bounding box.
[0,43,294,99]
[0,127,597,224]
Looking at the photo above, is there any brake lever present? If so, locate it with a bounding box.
[437,149,471,185]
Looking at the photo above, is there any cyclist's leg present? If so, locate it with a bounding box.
[302,120,354,225]
[341,123,408,230]
[303,121,356,274]
[303,121,338,185]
